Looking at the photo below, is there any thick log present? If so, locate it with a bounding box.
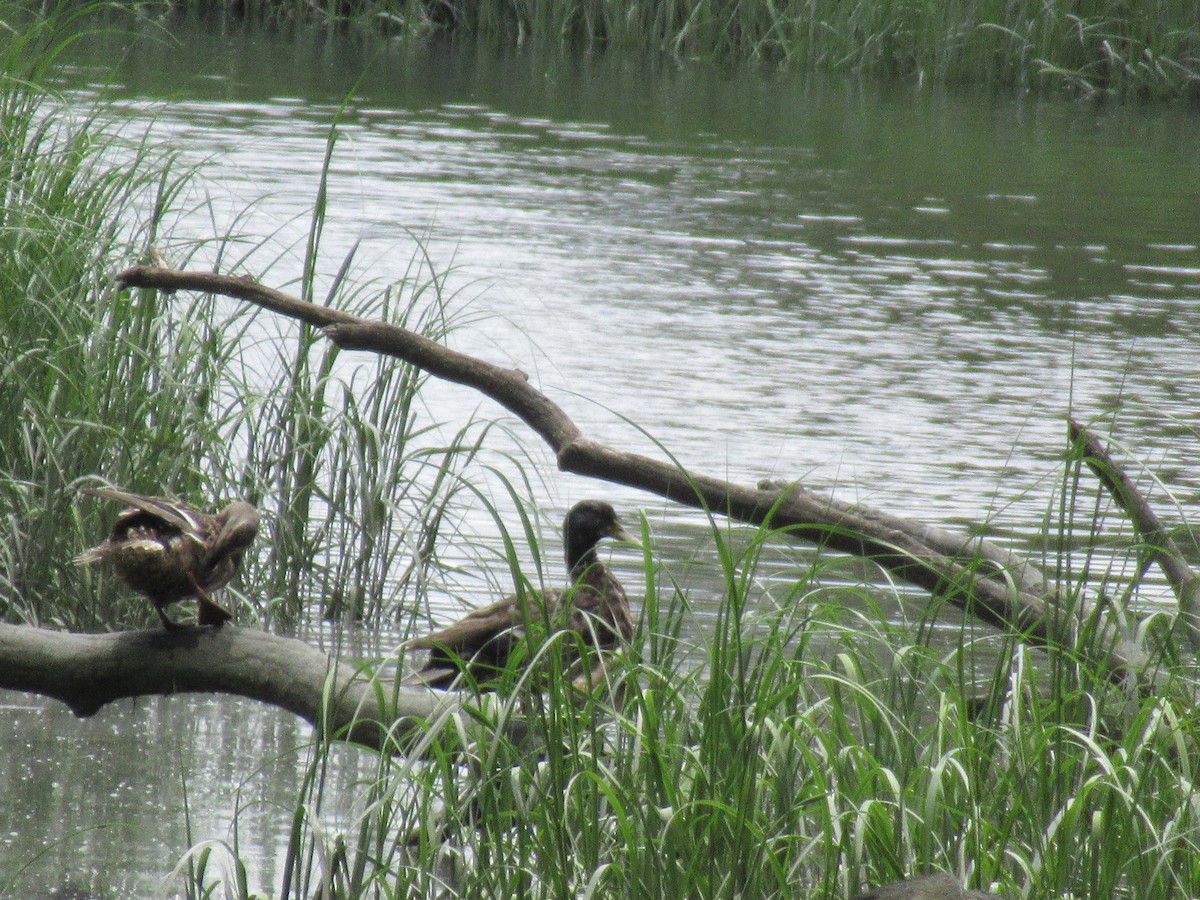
[0,622,468,754]
[4,267,1182,746]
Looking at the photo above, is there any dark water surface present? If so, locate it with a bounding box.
[4,20,1200,896]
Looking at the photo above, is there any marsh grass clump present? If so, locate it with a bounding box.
[252,477,1200,899]
[0,6,259,629]
[1,5,485,632]
[239,250,485,627]
[0,4,237,628]
[150,0,1200,100]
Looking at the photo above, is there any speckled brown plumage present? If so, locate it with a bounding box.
[76,487,260,630]
[405,500,637,689]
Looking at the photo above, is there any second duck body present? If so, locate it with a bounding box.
[405,500,637,689]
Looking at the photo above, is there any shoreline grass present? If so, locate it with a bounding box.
[266,483,1200,899]
[142,0,1200,101]
[0,4,484,632]
[0,4,216,628]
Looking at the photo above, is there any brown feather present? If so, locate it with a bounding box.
[404,500,637,689]
[77,487,259,629]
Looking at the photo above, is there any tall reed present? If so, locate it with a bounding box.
[152,0,1199,100]
[0,3,233,628]
[252,459,1200,898]
[1,4,484,632]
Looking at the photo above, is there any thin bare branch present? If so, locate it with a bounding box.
[1069,417,1200,654]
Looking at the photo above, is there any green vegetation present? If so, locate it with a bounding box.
[0,2,206,627]
[6,5,1200,900]
[156,0,1200,100]
[225,489,1200,898]
[0,4,480,630]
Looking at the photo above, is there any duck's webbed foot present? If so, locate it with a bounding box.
[155,604,184,631]
[190,575,233,627]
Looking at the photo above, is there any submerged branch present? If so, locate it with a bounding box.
[110,264,1161,686]
[112,265,1165,688]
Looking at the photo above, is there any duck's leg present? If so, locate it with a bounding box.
[154,600,184,631]
[189,574,233,627]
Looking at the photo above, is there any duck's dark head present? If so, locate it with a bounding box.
[212,501,261,556]
[563,500,637,572]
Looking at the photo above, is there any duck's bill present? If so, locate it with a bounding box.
[611,523,644,550]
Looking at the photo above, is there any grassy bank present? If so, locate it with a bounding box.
[155,0,1200,100]
[0,2,211,628]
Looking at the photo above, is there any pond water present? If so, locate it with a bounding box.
[5,18,1200,897]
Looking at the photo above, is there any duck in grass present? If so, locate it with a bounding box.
[76,487,260,630]
[404,500,639,690]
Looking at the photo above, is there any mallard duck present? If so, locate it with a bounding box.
[75,487,260,630]
[404,500,638,689]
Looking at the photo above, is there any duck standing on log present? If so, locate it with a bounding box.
[404,500,639,689]
[76,487,260,630]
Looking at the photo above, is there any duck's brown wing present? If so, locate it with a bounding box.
[402,631,521,688]
[83,488,205,539]
[409,597,522,653]
[404,590,561,687]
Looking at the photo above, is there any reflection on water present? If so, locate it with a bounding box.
[3,691,311,896]
[7,20,1200,895]
[1,624,396,898]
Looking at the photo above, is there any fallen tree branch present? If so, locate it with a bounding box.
[4,269,1182,750]
[107,266,1158,686]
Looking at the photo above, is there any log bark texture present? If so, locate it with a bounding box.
[0,622,462,753]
